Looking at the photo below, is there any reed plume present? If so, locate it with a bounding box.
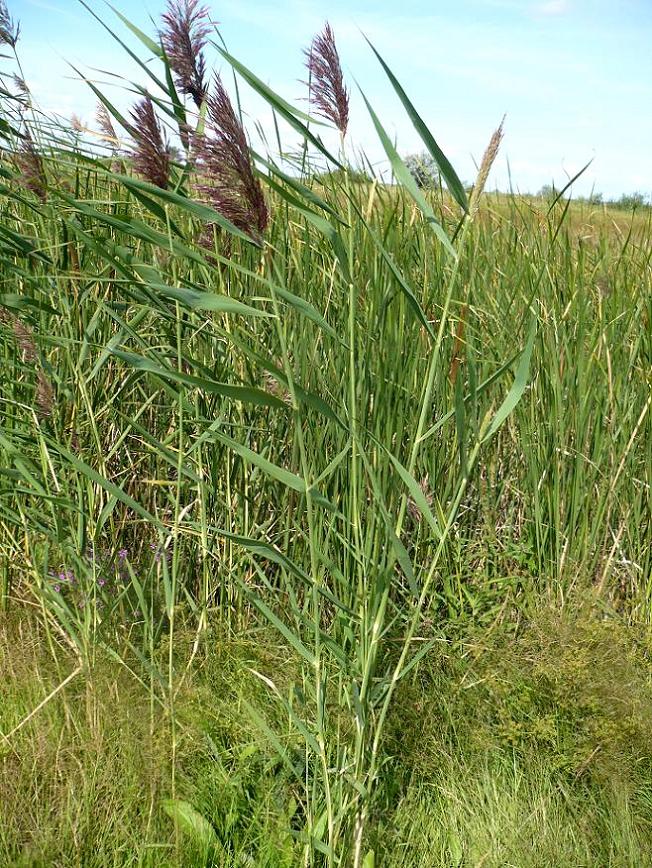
[194,74,268,242]
[160,0,211,109]
[305,22,349,136]
[0,310,37,363]
[0,0,19,47]
[469,116,505,217]
[35,369,55,418]
[96,102,118,144]
[15,132,47,201]
[128,96,171,189]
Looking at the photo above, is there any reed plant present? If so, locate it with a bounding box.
[0,2,649,864]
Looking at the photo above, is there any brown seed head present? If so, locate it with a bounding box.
[0,1,19,47]
[194,74,268,242]
[129,96,171,189]
[15,132,47,201]
[469,116,505,217]
[36,369,55,418]
[160,0,211,109]
[305,22,349,136]
[1,311,37,363]
[96,102,118,145]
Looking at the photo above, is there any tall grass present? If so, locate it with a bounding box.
[0,3,650,864]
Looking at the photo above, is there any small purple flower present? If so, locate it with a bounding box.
[98,578,106,587]
[118,548,128,561]
[54,584,61,593]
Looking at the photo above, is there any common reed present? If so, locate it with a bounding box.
[305,22,349,136]
[0,0,19,47]
[15,131,46,201]
[160,0,211,109]
[128,96,171,189]
[469,116,505,217]
[194,74,268,240]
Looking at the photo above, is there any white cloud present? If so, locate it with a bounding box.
[536,0,570,14]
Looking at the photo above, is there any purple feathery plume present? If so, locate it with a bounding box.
[194,74,268,242]
[129,96,171,189]
[0,1,19,48]
[305,22,349,137]
[160,0,211,109]
[15,132,46,201]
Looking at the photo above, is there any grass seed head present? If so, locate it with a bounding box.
[129,96,171,189]
[96,102,118,145]
[15,132,47,201]
[469,116,505,217]
[0,0,19,47]
[194,74,268,241]
[35,369,55,418]
[160,0,211,109]
[305,22,349,137]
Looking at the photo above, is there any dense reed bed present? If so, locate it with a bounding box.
[0,2,650,864]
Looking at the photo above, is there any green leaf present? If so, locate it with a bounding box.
[248,595,316,665]
[359,88,456,259]
[385,451,443,540]
[107,3,164,58]
[483,313,537,442]
[352,201,435,339]
[217,47,344,170]
[148,284,272,316]
[161,800,218,853]
[115,174,258,245]
[110,349,287,409]
[204,429,335,510]
[365,37,468,213]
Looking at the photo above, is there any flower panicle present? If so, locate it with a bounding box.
[160,0,211,109]
[304,22,349,137]
[16,131,47,201]
[0,0,19,48]
[469,116,505,217]
[96,102,118,144]
[194,74,268,243]
[129,96,171,189]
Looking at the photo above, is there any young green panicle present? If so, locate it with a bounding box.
[128,96,171,189]
[305,22,349,136]
[160,0,211,109]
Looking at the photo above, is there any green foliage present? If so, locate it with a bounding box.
[404,151,441,190]
[0,2,650,865]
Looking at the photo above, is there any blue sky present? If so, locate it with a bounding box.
[9,0,652,198]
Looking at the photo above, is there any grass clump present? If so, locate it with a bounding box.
[377,600,652,866]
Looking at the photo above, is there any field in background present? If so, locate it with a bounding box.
[0,2,650,865]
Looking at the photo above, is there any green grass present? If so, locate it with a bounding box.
[0,3,650,865]
[4,602,652,866]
